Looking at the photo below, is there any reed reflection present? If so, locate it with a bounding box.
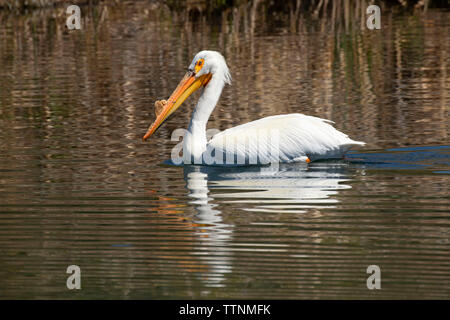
[185,163,352,214]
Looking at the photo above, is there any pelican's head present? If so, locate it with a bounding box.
[143,50,231,141]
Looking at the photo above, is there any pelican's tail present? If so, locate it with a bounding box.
[340,139,366,153]
[345,140,366,147]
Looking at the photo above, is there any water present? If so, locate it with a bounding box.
[0,2,449,299]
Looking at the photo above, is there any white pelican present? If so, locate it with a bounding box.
[143,50,365,164]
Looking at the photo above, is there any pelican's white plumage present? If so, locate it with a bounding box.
[143,50,365,164]
[209,114,365,163]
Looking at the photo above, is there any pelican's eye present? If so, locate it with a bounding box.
[194,58,205,74]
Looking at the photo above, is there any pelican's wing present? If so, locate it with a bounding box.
[208,114,365,163]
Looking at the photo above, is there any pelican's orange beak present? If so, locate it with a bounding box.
[142,71,212,142]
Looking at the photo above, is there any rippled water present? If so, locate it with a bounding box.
[0,2,449,299]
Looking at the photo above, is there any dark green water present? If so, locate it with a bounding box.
[0,2,449,299]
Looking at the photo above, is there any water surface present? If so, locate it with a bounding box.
[0,2,449,299]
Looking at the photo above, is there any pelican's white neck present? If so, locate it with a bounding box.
[184,74,225,160]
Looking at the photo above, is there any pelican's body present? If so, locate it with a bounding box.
[207,114,364,163]
[143,51,365,164]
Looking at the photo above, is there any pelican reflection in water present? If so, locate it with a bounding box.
[184,162,352,215]
[182,162,352,287]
